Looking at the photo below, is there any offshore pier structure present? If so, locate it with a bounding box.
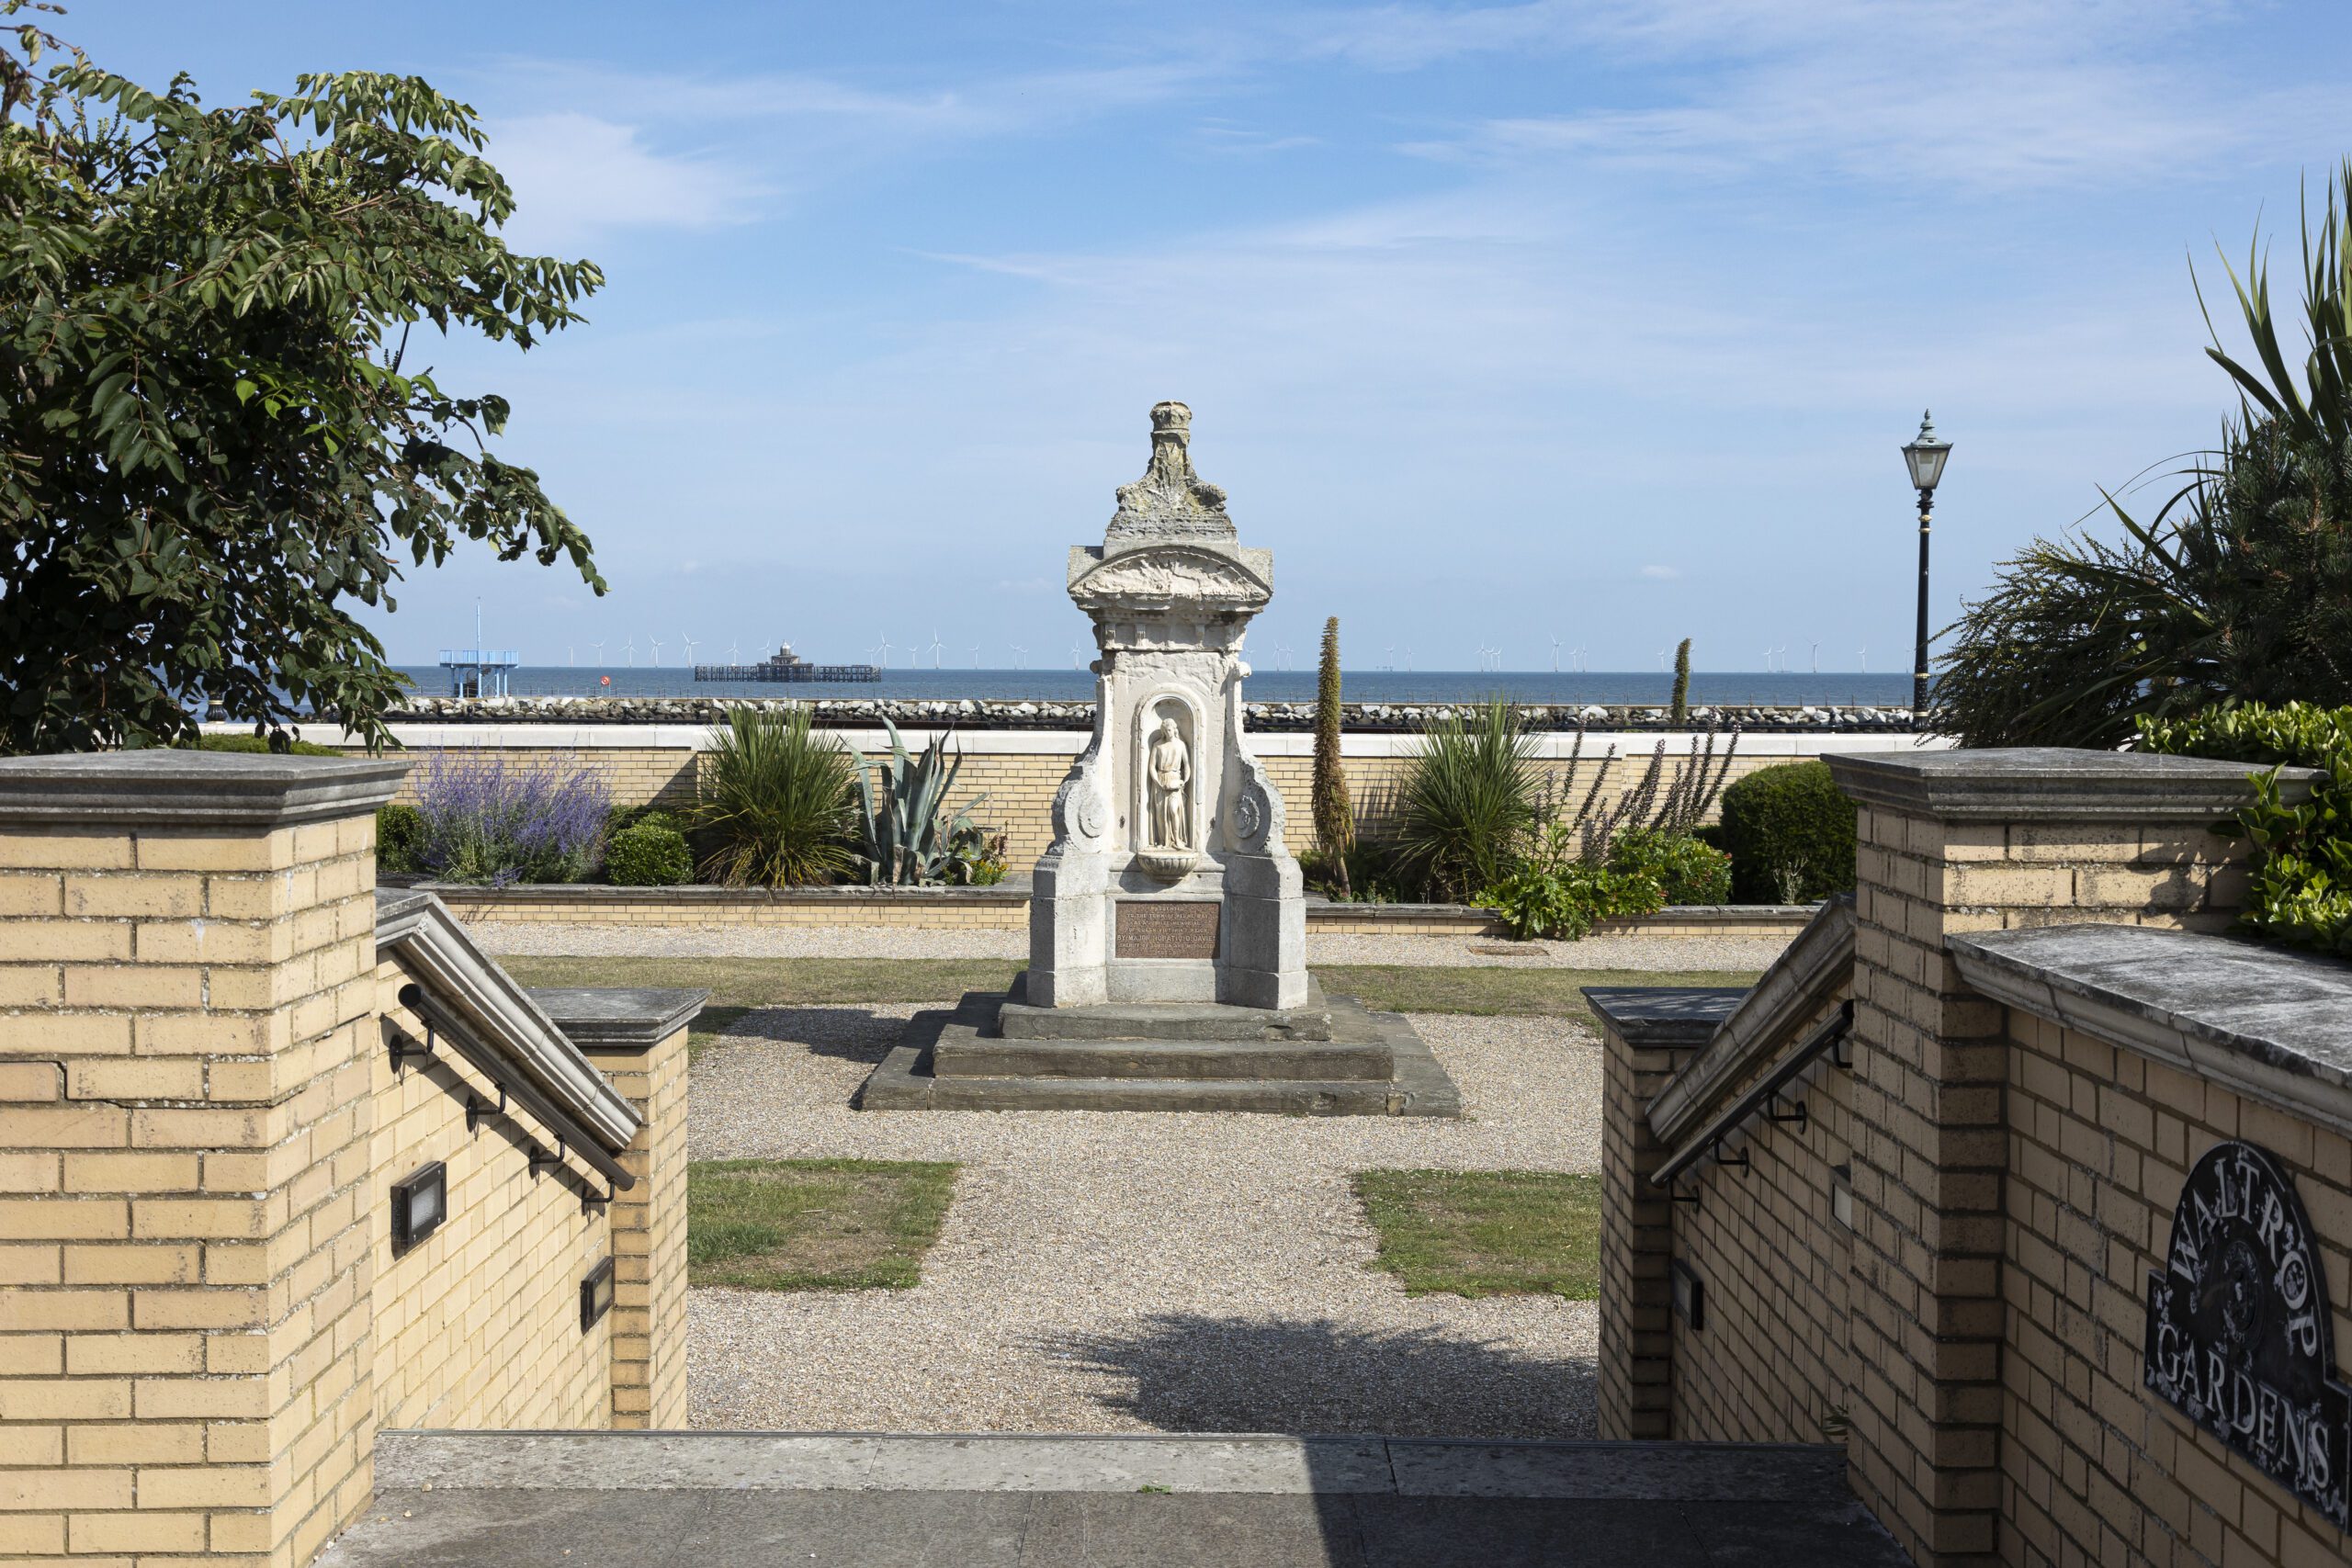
[693,643,881,683]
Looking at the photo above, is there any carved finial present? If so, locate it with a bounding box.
[1107,400,1232,542]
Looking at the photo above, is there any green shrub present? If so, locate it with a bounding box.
[2138,703,2352,955]
[1476,852,1659,941]
[376,803,424,876]
[1392,697,1541,901]
[606,822,694,886]
[696,707,859,886]
[1609,827,1733,906]
[607,804,682,837]
[193,733,342,756]
[1716,761,1856,904]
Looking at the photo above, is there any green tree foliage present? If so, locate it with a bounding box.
[2138,702,2352,955]
[0,6,604,751]
[1930,165,2352,748]
[1669,637,1691,726]
[606,821,694,887]
[1312,615,1353,897]
[1715,761,1857,904]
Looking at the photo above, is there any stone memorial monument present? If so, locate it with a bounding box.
[862,404,1456,1117]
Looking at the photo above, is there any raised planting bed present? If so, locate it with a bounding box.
[392,875,1819,939]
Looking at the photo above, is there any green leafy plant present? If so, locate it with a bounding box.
[1930,165,2352,748]
[1715,761,1856,905]
[0,9,605,752]
[1475,833,1659,940]
[695,707,858,887]
[1390,697,1541,902]
[1609,826,1733,906]
[1312,615,1355,898]
[606,821,693,887]
[853,717,990,886]
[2138,702,2352,954]
[375,803,424,876]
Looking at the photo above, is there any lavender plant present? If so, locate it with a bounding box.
[411,752,610,886]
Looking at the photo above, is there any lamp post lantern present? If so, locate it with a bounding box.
[1900,410,1951,719]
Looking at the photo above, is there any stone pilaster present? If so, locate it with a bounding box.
[1822,747,2308,1568]
[0,752,404,1568]
[533,988,707,1430]
[1589,987,1742,1440]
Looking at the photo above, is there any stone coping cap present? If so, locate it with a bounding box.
[0,749,407,828]
[526,987,711,1052]
[1950,923,2352,1139]
[1579,987,1750,1046]
[1824,746,2318,821]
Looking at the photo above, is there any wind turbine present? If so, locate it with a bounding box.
[588,639,605,667]
[1657,649,1669,671]
[928,630,945,669]
[680,632,698,668]
[727,637,741,663]
[1772,645,1788,672]
[1069,639,1086,670]
[622,637,635,668]
[1810,642,1819,674]
[1384,644,1396,671]
[875,633,893,667]
[1857,644,1868,673]
[968,645,982,669]
[1550,636,1562,672]
[1009,644,1026,670]
[1274,640,1293,671]
[648,637,664,668]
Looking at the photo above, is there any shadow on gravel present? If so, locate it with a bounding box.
[699,1006,905,1066]
[1043,1313,1597,1443]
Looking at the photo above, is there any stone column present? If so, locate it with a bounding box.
[0,752,404,1567]
[1822,748,2302,1568]
[529,988,706,1430]
[1591,990,1733,1439]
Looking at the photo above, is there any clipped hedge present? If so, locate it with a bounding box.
[606,822,694,887]
[2138,703,2352,956]
[1716,761,1856,904]
[376,804,425,875]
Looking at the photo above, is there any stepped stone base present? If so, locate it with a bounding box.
[859,973,1460,1117]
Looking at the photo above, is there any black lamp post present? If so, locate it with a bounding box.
[1900,411,1951,719]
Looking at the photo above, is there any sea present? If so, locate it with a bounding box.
[392,667,1918,708]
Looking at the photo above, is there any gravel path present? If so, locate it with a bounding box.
[687,1005,1605,1440]
[473,919,1790,972]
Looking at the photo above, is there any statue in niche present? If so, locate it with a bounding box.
[1146,717,1192,851]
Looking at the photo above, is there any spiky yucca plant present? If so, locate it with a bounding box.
[1390,696,1540,902]
[695,707,858,886]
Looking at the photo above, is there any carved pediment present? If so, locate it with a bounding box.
[1069,546,1271,611]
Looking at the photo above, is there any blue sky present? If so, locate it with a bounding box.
[66,0,2352,671]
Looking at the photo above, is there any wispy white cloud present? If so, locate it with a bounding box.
[1640,564,1681,581]
[485,112,765,247]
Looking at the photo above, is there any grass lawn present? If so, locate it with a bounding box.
[500,955,1759,1027]
[687,1157,958,1291]
[1352,1169,1602,1299]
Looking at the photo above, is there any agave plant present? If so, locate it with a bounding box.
[853,718,991,885]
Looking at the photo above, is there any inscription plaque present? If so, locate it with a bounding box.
[2145,1140,2351,1529]
[1114,899,1221,960]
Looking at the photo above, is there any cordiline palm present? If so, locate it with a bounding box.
[695,707,859,886]
[1931,163,2352,748]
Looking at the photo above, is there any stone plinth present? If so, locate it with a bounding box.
[860,974,1459,1117]
[1027,401,1308,1011]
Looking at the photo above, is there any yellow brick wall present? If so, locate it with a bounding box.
[1842,808,2247,1566]
[367,737,1795,869]
[577,1025,689,1429]
[1667,996,1856,1448]
[1997,1016,2352,1568]
[0,817,383,1568]
[367,969,615,1434]
[1596,1021,1683,1441]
